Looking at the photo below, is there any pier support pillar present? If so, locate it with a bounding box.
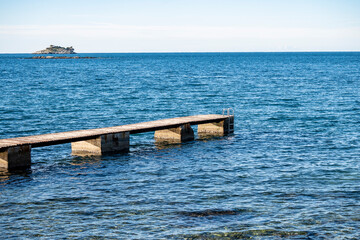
[0,145,31,170]
[198,116,234,136]
[71,132,129,156]
[154,124,194,143]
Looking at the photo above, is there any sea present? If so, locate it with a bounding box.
[0,52,359,239]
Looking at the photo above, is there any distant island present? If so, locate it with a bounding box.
[33,45,76,54]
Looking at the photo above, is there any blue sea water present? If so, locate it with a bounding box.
[0,52,360,239]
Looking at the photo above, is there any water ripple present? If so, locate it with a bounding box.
[0,53,360,239]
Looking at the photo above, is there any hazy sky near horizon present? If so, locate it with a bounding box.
[0,0,359,53]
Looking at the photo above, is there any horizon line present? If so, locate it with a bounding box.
[1,50,360,54]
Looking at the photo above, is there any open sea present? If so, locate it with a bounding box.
[0,52,360,239]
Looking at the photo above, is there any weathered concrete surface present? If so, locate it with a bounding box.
[198,116,234,136]
[72,132,129,156]
[0,145,31,170]
[198,121,226,136]
[154,124,194,143]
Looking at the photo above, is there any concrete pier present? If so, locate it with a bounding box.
[72,132,130,156]
[0,114,234,170]
[0,145,31,169]
[198,115,234,136]
[154,123,194,143]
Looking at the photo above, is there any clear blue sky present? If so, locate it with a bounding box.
[0,0,359,53]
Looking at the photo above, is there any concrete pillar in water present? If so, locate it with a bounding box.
[71,132,130,156]
[154,124,194,143]
[0,145,31,170]
[198,116,234,136]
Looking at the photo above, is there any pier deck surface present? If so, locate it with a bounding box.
[0,114,228,150]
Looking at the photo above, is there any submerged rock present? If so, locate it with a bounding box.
[179,209,241,217]
[174,229,310,239]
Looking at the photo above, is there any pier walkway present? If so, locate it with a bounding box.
[0,114,234,170]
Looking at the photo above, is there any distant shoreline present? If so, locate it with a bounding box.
[25,56,97,59]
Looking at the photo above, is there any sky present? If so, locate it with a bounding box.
[0,0,359,53]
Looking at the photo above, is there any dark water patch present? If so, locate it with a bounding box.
[266,115,297,122]
[178,209,251,217]
[173,229,311,239]
[0,169,33,185]
[0,196,91,208]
